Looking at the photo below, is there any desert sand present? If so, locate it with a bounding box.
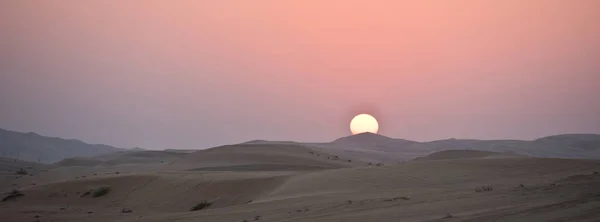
[2,137,600,222]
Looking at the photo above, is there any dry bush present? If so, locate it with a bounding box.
[475,186,493,192]
[190,200,212,211]
[92,187,111,197]
[15,168,28,175]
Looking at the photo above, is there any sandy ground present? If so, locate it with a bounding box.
[2,147,600,222]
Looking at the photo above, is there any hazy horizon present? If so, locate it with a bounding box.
[2,1,600,150]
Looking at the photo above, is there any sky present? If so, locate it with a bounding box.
[1,1,599,150]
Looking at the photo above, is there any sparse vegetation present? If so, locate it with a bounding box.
[383,196,411,202]
[121,208,133,213]
[594,171,599,175]
[475,186,493,192]
[92,187,111,197]
[253,215,261,220]
[2,190,24,201]
[347,200,353,204]
[443,213,453,219]
[15,168,28,175]
[190,200,212,211]
[80,190,92,197]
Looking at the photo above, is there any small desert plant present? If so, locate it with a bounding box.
[15,168,28,175]
[443,213,453,219]
[2,190,24,201]
[190,200,212,211]
[383,196,411,202]
[347,160,352,162]
[80,190,92,197]
[92,187,111,197]
[594,171,599,175]
[475,186,493,192]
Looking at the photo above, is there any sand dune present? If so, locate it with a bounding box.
[3,135,600,222]
[173,143,361,170]
[56,150,186,167]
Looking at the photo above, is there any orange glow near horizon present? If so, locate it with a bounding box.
[1,1,599,148]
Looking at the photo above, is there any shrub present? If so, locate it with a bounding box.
[475,186,493,192]
[2,190,24,201]
[443,213,453,219]
[15,168,28,175]
[383,196,411,202]
[92,187,111,197]
[190,200,212,211]
[80,190,92,197]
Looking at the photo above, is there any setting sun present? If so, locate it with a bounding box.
[350,114,379,135]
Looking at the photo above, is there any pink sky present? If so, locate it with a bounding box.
[1,1,599,149]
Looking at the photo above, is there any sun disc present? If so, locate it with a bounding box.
[350,114,379,135]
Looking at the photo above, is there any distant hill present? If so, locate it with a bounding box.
[332,133,417,152]
[318,133,600,161]
[0,128,122,163]
[412,150,524,161]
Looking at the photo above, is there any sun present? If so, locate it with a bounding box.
[350,114,379,135]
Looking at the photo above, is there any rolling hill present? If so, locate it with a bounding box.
[315,133,600,162]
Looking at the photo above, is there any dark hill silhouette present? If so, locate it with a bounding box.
[0,128,122,163]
